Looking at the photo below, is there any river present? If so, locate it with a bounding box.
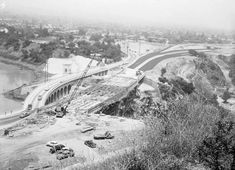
[0,62,35,115]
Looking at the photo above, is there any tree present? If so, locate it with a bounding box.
[198,120,235,170]
[102,45,121,61]
[39,28,49,37]
[161,68,166,77]
[103,35,115,44]
[78,28,87,36]
[198,52,207,58]
[68,42,75,49]
[21,49,29,60]
[90,33,102,42]
[222,89,231,103]
[188,49,198,56]
[172,78,195,95]
[228,54,235,86]
[29,49,41,63]
[4,34,20,50]
[40,42,57,58]
[140,95,224,169]
[22,40,31,48]
[64,50,70,58]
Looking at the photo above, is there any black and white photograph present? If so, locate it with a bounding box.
[0,0,234,169]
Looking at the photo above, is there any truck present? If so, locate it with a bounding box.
[55,106,66,118]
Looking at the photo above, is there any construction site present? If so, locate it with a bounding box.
[0,64,145,170]
[68,69,144,114]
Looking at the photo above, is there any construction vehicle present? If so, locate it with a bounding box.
[54,57,100,117]
[55,105,65,118]
[27,104,32,111]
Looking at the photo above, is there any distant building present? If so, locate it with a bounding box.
[44,55,99,75]
[0,27,8,33]
[30,36,57,44]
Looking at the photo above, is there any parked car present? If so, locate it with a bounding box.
[56,148,75,160]
[49,144,65,154]
[19,112,30,118]
[38,95,42,101]
[45,110,56,116]
[46,141,58,147]
[27,104,32,111]
[62,149,75,157]
[56,153,68,160]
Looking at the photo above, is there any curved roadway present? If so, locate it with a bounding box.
[129,49,211,71]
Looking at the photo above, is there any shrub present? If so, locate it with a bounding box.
[158,77,195,101]
[161,68,166,77]
[138,95,225,169]
[222,89,231,103]
[171,78,195,95]
[188,49,198,56]
[198,120,235,170]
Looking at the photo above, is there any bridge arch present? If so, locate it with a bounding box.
[57,90,60,99]
[60,88,63,97]
[48,96,51,103]
[68,85,71,94]
[51,94,53,103]
[64,86,67,95]
[45,99,48,105]
[54,92,56,101]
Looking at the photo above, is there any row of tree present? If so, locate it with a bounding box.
[21,42,57,63]
[229,54,235,86]
[68,39,122,62]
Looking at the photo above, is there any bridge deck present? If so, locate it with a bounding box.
[67,74,141,114]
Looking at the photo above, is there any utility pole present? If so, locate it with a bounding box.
[139,39,141,56]
[46,59,49,82]
[45,57,48,82]
[126,40,129,56]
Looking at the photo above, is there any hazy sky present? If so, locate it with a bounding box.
[1,0,235,31]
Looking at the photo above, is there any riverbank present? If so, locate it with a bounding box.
[0,55,44,80]
[0,56,47,102]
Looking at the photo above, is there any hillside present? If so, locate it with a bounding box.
[146,54,226,96]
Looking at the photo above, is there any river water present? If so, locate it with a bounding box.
[0,62,34,115]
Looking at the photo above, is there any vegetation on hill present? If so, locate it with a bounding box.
[82,93,234,170]
[189,50,227,87]
[69,37,122,62]
[228,54,235,86]
[0,25,122,65]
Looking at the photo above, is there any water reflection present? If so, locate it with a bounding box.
[0,62,34,114]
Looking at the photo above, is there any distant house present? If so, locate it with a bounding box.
[90,53,102,57]
[0,27,8,33]
[30,36,57,44]
[44,55,99,75]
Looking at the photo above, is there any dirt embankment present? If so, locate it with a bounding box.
[146,54,228,100]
